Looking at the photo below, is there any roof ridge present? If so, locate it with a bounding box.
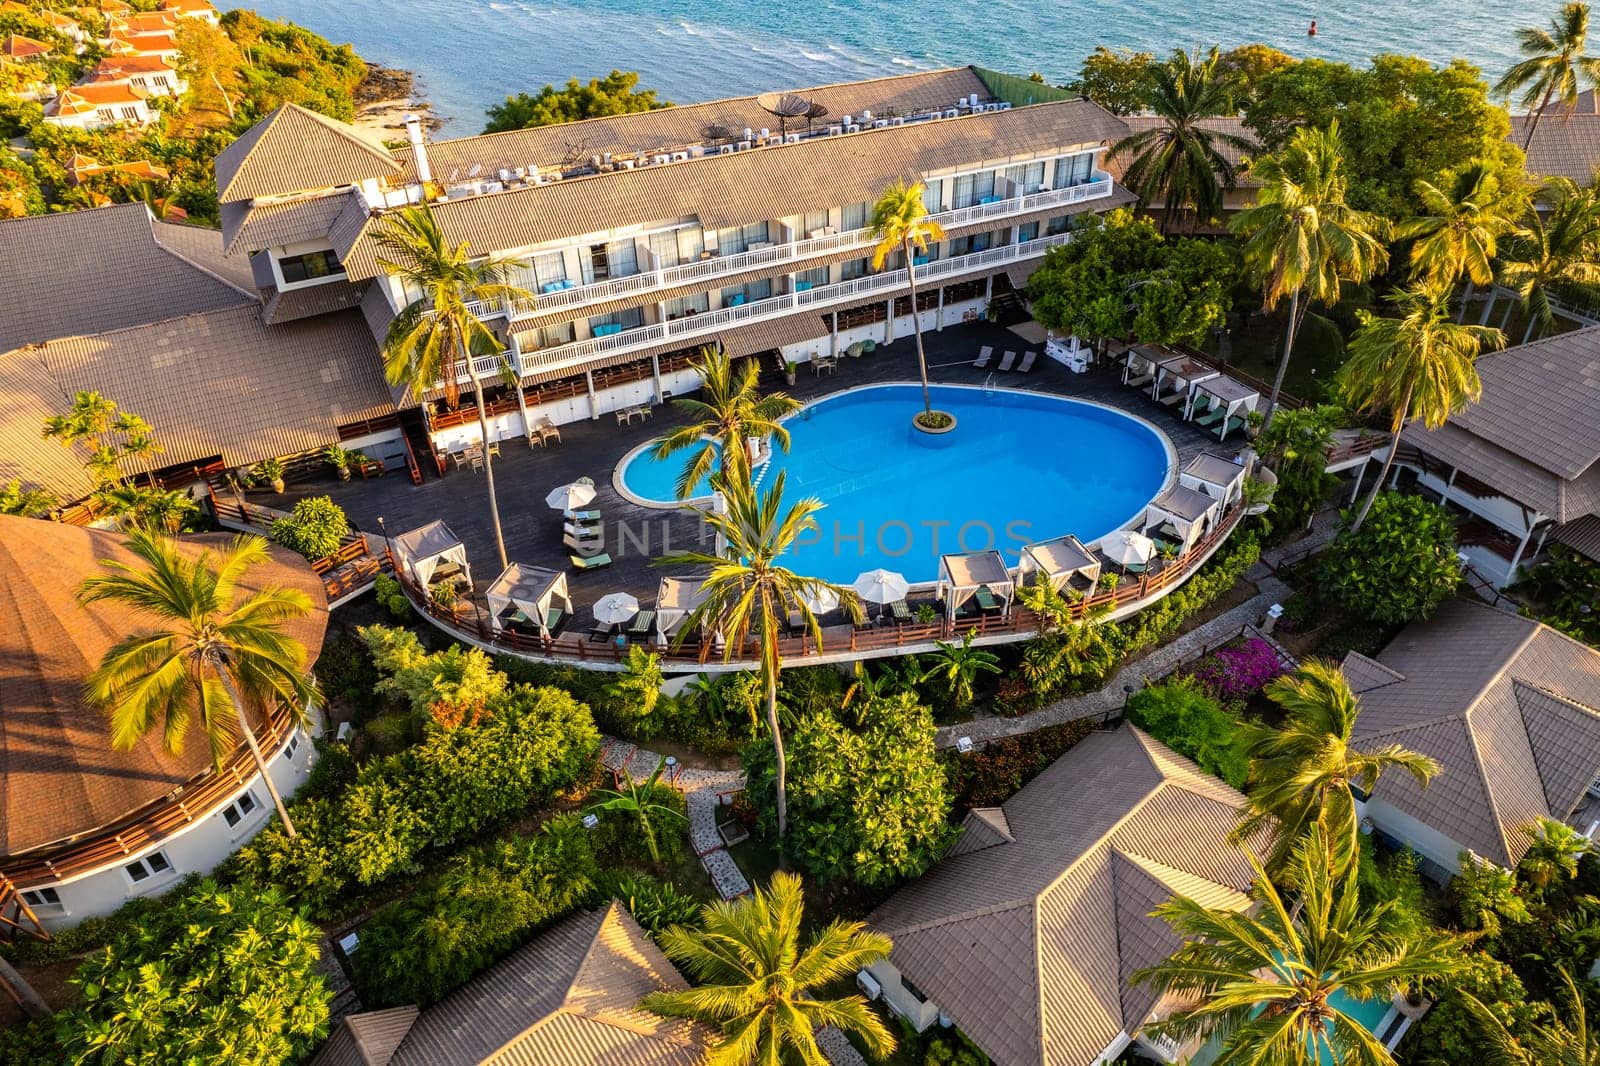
[875,895,1035,938]
[149,219,258,300]
[1342,650,1407,689]
[1460,669,1542,865]
[16,299,262,354]
[1512,675,1600,723]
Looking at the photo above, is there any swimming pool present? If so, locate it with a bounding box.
[615,383,1174,585]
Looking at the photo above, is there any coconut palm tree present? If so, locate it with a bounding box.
[374,205,531,569]
[1467,967,1598,1065]
[870,180,947,422]
[586,755,684,864]
[1109,46,1254,234]
[1497,176,1600,342]
[653,345,799,499]
[920,628,1001,708]
[1396,160,1521,315]
[1135,824,1468,1066]
[1519,816,1596,891]
[1338,283,1503,530]
[642,871,896,1065]
[1496,2,1600,150]
[1230,120,1389,428]
[657,470,858,843]
[77,530,318,837]
[1233,660,1440,876]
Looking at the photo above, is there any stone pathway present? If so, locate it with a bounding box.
[600,737,751,900]
[816,1026,869,1066]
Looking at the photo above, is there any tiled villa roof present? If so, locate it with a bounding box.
[219,189,357,254]
[1349,598,1600,867]
[1512,90,1600,181]
[214,102,401,202]
[868,725,1260,1066]
[1118,115,1260,178]
[0,517,328,856]
[315,903,712,1065]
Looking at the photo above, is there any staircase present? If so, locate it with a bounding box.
[398,409,436,484]
[987,290,1028,325]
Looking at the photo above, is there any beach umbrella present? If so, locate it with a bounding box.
[1098,529,1155,569]
[592,592,639,625]
[853,568,909,604]
[800,586,840,614]
[545,481,596,511]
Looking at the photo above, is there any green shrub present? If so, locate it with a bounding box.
[1355,836,1430,939]
[588,782,688,865]
[373,572,413,619]
[1402,952,1550,1066]
[269,495,348,562]
[57,880,329,1065]
[302,737,358,799]
[1320,493,1459,624]
[1125,675,1249,787]
[360,624,507,727]
[1,895,162,967]
[313,630,383,722]
[1111,530,1262,655]
[601,646,664,737]
[593,871,702,935]
[943,720,1096,809]
[353,816,598,1007]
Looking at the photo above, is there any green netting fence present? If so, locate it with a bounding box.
[971,67,1080,109]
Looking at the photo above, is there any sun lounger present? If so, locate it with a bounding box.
[589,621,616,642]
[972,346,994,369]
[1126,371,1155,390]
[564,509,601,523]
[563,519,602,537]
[563,533,603,553]
[1194,407,1226,429]
[1218,415,1248,439]
[889,599,912,624]
[1018,350,1037,373]
[543,606,568,634]
[1158,391,1186,407]
[997,350,1017,372]
[570,552,612,571]
[627,610,656,639]
[973,585,1001,612]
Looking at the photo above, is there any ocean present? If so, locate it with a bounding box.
[243,0,1529,134]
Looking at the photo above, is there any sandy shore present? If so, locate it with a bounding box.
[351,63,443,139]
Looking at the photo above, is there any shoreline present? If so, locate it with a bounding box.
[352,62,445,139]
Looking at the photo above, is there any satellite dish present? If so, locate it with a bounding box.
[701,123,734,145]
[757,92,820,137]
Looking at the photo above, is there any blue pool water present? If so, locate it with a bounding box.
[617,384,1171,585]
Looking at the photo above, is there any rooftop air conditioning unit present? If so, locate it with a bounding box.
[889,116,904,126]
[737,140,753,150]
[784,132,800,144]
[943,109,959,119]
[969,93,980,107]
[532,174,549,185]
[758,127,769,138]
[653,154,670,165]
[998,101,1012,110]
[718,143,734,155]
[873,118,889,128]
[842,114,853,125]
[619,159,636,169]
[861,109,873,122]
[603,152,613,164]
[856,971,882,1001]
[743,127,754,141]
[827,125,842,135]
[671,151,689,162]
[590,155,602,168]
[845,123,861,134]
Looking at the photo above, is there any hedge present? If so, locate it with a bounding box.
[942,719,1097,809]
[1111,528,1262,654]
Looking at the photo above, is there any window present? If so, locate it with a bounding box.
[677,228,706,263]
[120,106,139,121]
[278,248,344,284]
[716,222,772,256]
[21,888,60,909]
[1003,161,1046,194]
[125,851,173,884]
[532,250,567,288]
[795,265,830,289]
[840,257,871,281]
[952,170,996,209]
[841,201,869,231]
[921,179,943,214]
[1018,221,1041,243]
[720,278,772,306]
[221,790,260,829]
[535,322,576,349]
[283,734,300,761]
[665,293,710,319]
[802,210,829,235]
[1053,152,1095,189]
[604,239,639,278]
[648,230,680,268]
[1045,214,1072,236]
[588,307,645,335]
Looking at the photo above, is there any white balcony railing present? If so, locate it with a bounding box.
[516,229,1076,380]
[441,349,520,388]
[501,176,1114,320]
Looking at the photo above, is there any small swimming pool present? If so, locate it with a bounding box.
[615,383,1173,585]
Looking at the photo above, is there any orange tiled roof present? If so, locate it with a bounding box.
[49,81,147,115]
[94,53,177,76]
[109,30,177,54]
[0,34,50,59]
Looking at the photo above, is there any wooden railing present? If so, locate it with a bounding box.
[1,703,294,887]
[206,487,387,603]
[398,503,1247,669]
[1325,432,1390,467]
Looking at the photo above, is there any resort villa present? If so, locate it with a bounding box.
[0,515,326,929]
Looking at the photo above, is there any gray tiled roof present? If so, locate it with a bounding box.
[215,103,401,203]
[151,219,258,290]
[1350,598,1600,866]
[1511,91,1600,180]
[260,280,371,325]
[0,203,254,351]
[1117,115,1260,179]
[868,725,1258,1066]
[219,190,357,255]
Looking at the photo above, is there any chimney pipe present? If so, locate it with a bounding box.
[404,114,432,185]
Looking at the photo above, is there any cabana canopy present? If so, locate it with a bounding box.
[1142,484,1219,552]
[656,574,712,642]
[1188,375,1260,437]
[1152,353,1220,404]
[1121,345,1160,385]
[1017,535,1102,593]
[1181,451,1249,507]
[486,563,571,637]
[938,551,1015,619]
[393,520,470,588]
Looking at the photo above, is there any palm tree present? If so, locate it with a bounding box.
[1135,824,1468,1066]
[77,530,318,837]
[1519,816,1596,891]
[869,180,947,421]
[586,756,685,864]
[1337,283,1503,530]
[920,628,1001,708]
[606,645,664,723]
[1497,176,1600,342]
[1496,2,1600,150]
[1109,46,1254,234]
[1467,967,1598,1065]
[1230,121,1389,427]
[1233,660,1440,876]
[1396,161,1520,315]
[653,345,799,499]
[374,205,532,569]
[658,470,858,843]
[642,871,895,1065]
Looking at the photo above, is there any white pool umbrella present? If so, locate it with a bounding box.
[592,592,640,625]
[853,568,909,604]
[1098,529,1155,568]
[800,587,840,614]
[545,481,596,511]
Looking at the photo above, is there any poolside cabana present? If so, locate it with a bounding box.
[1152,353,1220,408]
[1141,484,1219,554]
[392,520,471,590]
[656,574,713,643]
[1016,535,1101,594]
[485,563,572,638]
[1121,346,1161,389]
[1188,376,1260,439]
[1180,451,1249,508]
[938,551,1015,620]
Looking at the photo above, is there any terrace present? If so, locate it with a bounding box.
[283,321,1254,672]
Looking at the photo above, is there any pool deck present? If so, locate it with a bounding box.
[285,320,1241,637]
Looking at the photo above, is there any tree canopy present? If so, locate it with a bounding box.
[1070,46,1154,116]
[484,70,667,133]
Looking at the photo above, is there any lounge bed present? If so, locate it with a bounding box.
[972,345,994,369]
[1018,350,1037,373]
[570,552,613,571]
[997,350,1017,372]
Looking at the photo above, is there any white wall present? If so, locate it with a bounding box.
[18,721,320,930]
[339,427,407,474]
[1364,798,1471,875]
[864,960,941,1032]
